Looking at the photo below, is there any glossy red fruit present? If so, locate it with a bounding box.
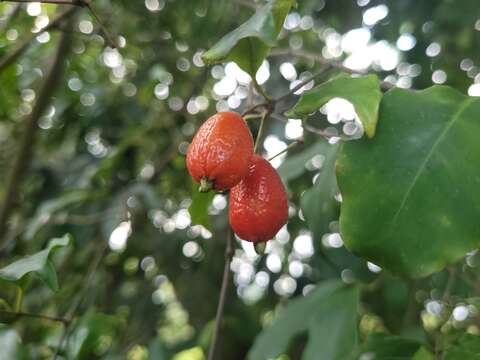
[229,155,288,243]
[186,112,254,192]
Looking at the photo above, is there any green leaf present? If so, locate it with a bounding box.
[355,334,424,359]
[301,141,340,240]
[202,0,295,75]
[0,234,72,291]
[278,140,329,182]
[302,286,358,360]
[337,86,480,277]
[285,74,382,138]
[68,311,123,359]
[248,280,358,360]
[188,190,215,230]
[413,347,435,360]
[444,334,480,360]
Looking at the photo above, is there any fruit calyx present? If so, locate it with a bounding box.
[199,177,213,193]
[254,242,267,255]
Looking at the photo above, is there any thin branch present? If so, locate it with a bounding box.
[0,3,21,32]
[0,0,116,71]
[254,108,272,153]
[233,0,257,10]
[268,140,302,161]
[0,0,84,4]
[0,6,77,72]
[84,1,116,48]
[270,48,393,90]
[442,267,456,303]
[270,113,349,140]
[0,310,69,324]
[274,65,331,102]
[0,22,73,247]
[253,77,271,102]
[241,102,269,117]
[207,228,235,360]
[53,241,108,359]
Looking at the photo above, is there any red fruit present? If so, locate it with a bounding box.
[186,112,254,192]
[229,155,288,243]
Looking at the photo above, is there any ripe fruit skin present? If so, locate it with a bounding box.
[186,112,254,191]
[229,155,288,242]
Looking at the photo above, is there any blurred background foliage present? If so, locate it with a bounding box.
[0,0,480,359]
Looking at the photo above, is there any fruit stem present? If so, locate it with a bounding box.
[14,286,23,312]
[199,177,213,193]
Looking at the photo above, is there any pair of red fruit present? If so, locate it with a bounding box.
[186,112,288,244]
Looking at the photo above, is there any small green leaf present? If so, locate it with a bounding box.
[301,141,340,241]
[0,234,72,291]
[444,334,480,360]
[248,280,357,360]
[68,311,123,359]
[355,334,424,359]
[188,189,215,230]
[338,86,480,277]
[202,0,295,75]
[285,74,382,138]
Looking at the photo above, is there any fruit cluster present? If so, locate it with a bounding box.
[186,112,288,244]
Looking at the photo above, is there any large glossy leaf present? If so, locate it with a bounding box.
[302,285,358,360]
[337,86,480,277]
[301,141,340,241]
[202,0,295,75]
[0,234,72,291]
[285,74,382,138]
[248,281,358,360]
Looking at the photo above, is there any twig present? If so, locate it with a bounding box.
[207,228,235,360]
[0,3,21,32]
[270,48,393,90]
[0,310,69,324]
[84,1,116,48]
[0,0,84,4]
[254,108,272,153]
[253,78,271,102]
[0,6,77,72]
[268,140,302,161]
[233,0,257,10]
[270,113,349,140]
[241,102,269,117]
[0,0,116,71]
[0,23,73,247]
[274,65,332,102]
[442,267,456,303]
[53,241,108,359]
